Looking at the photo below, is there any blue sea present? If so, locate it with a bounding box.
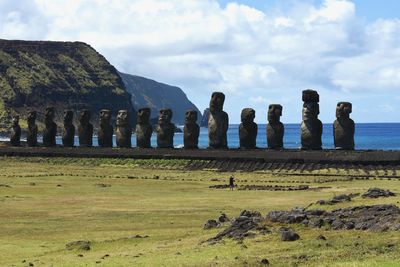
[12,123,398,150]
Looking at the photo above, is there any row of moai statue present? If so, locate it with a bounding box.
[9,89,354,150]
[9,106,200,149]
[207,90,354,150]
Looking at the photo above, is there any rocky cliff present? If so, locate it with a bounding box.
[120,72,202,125]
[0,39,135,132]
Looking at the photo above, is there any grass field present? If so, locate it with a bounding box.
[1,157,400,267]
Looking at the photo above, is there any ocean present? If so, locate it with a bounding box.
[2,123,400,150]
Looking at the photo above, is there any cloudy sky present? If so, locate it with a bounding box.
[1,0,400,123]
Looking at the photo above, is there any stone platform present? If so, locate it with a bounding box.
[1,142,400,165]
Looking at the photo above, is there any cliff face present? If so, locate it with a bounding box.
[0,39,136,132]
[120,72,202,125]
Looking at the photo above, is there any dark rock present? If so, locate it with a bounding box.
[239,108,257,149]
[267,104,284,149]
[9,115,21,146]
[334,102,355,150]
[43,107,57,147]
[184,110,200,149]
[204,219,219,230]
[362,188,396,198]
[156,109,175,148]
[266,210,306,224]
[66,240,91,251]
[317,193,356,205]
[208,92,228,149]
[260,258,270,265]
[78,109,93,147]
[316,235,326,241]
[267,204,400,232]
[116,109,132,148]
[280,228,300,241]
[136,108,152,148]
[62,110,75,147]
[98,109,113,147]
[218,213,229,223]
[26,110,38,147]
[206,210,267,242]
[301,89,322,150]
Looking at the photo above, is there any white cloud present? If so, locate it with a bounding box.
[249,96,267,104]
[1,0,400,122]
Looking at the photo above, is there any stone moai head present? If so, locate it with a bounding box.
[27,110,36,123]
[302,90,320,120]
[241,108,255,124]
[159,109,172,124]
[79,109,91,125]
[100,109,111,124]
[117,109,129,126]
[302,89,320,103]
[209,92,225,113]
[336,102,352,119]
[45,107,55,121]
[268,104,282,124]
[12,115,19,126]
[137,108,151,124]
[63,110,74,125]
[185,110,198,124]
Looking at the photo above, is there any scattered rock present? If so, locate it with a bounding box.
[209,184,230,189]
[362,188,396,198]
[57,184,62,187]
[260,258,270,265]
[0,184,11,188]
[204,219,219,230]
[210,184,319,191]
[29,263,34,266]
[238,185,309,191]
[280,228,300,241]
[316,193,358,205]
[29,182,36,186]
[95,183,111,188]
[316,235,326,241]
[218,213,229,223]
[66,240,91,251]
[205,210,269,242]
[267,204,400,232]
[100,254,110,259]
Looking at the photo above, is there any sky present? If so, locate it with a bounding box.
[1,0,400,123]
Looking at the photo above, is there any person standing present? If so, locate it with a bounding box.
[229,175,235,191]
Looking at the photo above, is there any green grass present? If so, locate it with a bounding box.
[0,157,400,266]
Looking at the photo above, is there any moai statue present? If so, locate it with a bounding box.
[62,110,75,147]
[301,90,322,150]
[267,104,284,149]
[135,108,152,148]
[78,109,93,147]
[156,109,175,148]
[116,109,132,148]
[208,92,229,149]
[334,102,355,150]
[239,108,257,149]
[43,107,57,147]
[10,115,21,146]
[26,110,38,147]
[98,109,113,147]
[184,110,200,149]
